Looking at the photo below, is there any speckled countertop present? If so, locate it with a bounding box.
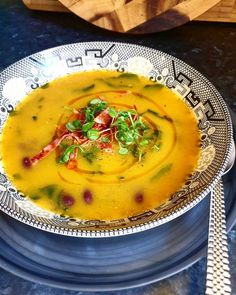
[0,1,236,295]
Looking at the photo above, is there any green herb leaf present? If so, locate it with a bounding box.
[128,109,137,115]
[147,109,172,122]
[59,145,80,164]
[30,195,41,200]
[151,164,173,181]
[144,83,163,90]
[119,147,129,155]
[13,173,22,180]
[66,120,81,132]
[41,83,49,89]
[9,110,18,117]
[139,139,149,146]
[118,73,138,79]
[108,108,117,118]
[87,129,99,141]
[82,121,94,132]
[81,146,99,163]
[39,185,57,198]
[89,98,102,105]
[82,84,94,92]
[85,108,94,122]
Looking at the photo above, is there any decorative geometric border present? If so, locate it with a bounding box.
[0,42,233,237]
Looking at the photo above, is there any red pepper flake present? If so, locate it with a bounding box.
[22,157,32,169]
[60,193,75,208]
[83,189,93,204]
[135,192,143,203]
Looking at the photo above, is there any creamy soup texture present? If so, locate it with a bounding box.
[1,71,200,220]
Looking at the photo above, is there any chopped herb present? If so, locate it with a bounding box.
[29,195,41,200]
[147,109,172,122]
[13,173,22,180]
[41,83,49,89]
[144,83,163,89]
[82,152,95,163]
[102,73,138,88]
[9,110,18,117]
[151,164,173,181]
[82,84,95,92]
[38,97,45,102]
[118,176,125,180]
[32,115,38,121]
[39,184,57,198]
[118,73,138,79]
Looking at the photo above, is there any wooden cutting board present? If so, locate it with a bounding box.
[23,0,224,33]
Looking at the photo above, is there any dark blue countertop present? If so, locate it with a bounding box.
[0,1,236,294]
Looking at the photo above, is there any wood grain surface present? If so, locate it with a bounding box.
[23,0,236,33]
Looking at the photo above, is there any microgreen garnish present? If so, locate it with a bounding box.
[119,147,129,155]
[82,121,94,132]
[87,129,99,141]
[29,97,162,169]
[108,108,117,118]
[59,144,81,164]
[66,120,81,132]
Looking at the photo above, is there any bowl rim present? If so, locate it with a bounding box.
[0,41,233,237]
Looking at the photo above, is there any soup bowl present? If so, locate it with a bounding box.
[0,42,233,237]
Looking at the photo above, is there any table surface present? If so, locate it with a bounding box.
[0,1,236,294]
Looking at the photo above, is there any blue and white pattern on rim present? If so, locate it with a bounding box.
[0,42,233,237]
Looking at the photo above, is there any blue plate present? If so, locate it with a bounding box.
[0,163,235,291]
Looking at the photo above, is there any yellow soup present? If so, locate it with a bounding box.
[1,71,200,220]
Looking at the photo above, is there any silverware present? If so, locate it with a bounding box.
[205,142,235,295]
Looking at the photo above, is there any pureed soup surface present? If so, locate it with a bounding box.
[1,71,200,220]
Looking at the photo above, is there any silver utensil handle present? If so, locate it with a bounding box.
[205,180,231,295]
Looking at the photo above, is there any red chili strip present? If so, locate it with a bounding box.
[94,108,111,126]
[30,132,81,166]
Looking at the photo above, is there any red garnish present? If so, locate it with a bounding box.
[94,108,111,125]
[30,132,83,165]
[83,189,93,204]
[28,98,152,168]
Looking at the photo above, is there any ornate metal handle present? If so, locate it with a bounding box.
[205,180,231,295]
